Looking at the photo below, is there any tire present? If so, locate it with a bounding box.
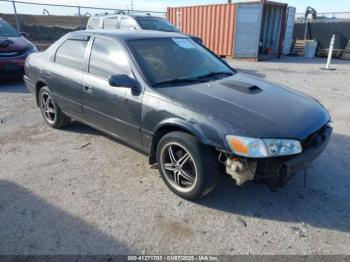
[38,86,70,129]
[156,131,218,200]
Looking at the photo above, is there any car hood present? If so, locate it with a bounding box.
[154,73,330,140]
[0,36,34,51]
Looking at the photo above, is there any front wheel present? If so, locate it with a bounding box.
[156,131,218,200]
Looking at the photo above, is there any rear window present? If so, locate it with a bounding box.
[55,39,87,70]
[0,20,19,37]
[135,17,179,32]
[103,17,120,29]
[120,17,138,30]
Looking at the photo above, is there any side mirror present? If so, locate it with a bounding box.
[109,74,139,89]
[20,32,29,37]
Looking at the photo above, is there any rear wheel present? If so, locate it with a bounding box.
[39,86,70,128]
[156,131,218,200]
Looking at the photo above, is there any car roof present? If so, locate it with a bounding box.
[71,30,186,41]
[90,14,166,20]
[128,14,166,19]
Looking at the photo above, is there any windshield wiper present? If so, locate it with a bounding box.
[194,71,234,80]
[152,72,234,87]
[152,77,203,87]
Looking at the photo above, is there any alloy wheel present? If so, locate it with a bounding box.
[41,92,56,124]
[160,142,198,192]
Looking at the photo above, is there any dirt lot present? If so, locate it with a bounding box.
[0,57,350,255]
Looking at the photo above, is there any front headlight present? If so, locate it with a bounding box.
[225,135,302,158]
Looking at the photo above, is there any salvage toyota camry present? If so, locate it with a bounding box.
[24,30,332,200]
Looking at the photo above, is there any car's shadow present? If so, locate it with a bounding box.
[63,121,101,136]
[61,121,350,233]
[195,133,350,233]
[63,121,148,156]
[0,180,136,254]
[0,78,28,93]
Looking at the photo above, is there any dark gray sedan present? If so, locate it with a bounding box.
[24,30,332,199]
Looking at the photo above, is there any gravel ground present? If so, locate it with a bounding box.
[0,57,349,255]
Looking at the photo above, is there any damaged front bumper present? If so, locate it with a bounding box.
[224,124,333,189]
[256,124,333,188]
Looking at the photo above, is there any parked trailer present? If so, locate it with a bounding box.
[167,1,292,60]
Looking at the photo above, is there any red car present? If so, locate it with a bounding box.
[0,18,37,80]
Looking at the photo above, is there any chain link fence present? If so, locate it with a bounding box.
[2,0,349,50]
[295,12,350,22]
[0,0,166,49]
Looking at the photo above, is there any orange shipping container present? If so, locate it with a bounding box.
[167,4,236,57]
[167,1,290,60]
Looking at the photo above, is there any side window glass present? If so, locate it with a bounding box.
[55,39,87,70]
[103,17,119,29]
[89,38,131,79]
[120,17,137,30]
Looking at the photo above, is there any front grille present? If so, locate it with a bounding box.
[0,48,28,58]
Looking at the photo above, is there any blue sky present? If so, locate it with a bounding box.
[1,0,350,15]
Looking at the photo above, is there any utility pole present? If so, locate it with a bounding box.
[130,0,134,12]
[76,0,82,30]
[12,0,21,33]
[77,6,82,29]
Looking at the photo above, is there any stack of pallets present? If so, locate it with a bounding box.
[292,40,306,56]
[341,40,350,60]
[317,48,344,58]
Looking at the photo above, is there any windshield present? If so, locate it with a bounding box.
[128,38,234,87]
[136,17,179,32]
[0,20,19,37]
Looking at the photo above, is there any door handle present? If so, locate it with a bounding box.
[84,86,93,93]
[45,72,52,78]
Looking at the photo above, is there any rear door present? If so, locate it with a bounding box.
[233,3,263,58]
[82,36,143,147]
[46,36,89,120]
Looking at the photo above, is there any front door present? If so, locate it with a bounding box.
[82,36,143,148]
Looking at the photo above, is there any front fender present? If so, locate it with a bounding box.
[141,92,232,164]
[147,117,226,165]
[155,118,211,145]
